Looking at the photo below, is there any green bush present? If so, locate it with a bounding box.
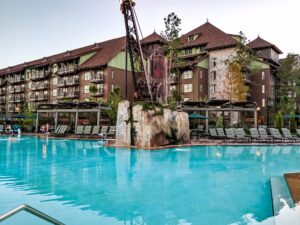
[290,112,297,134]
[275,112,283,130]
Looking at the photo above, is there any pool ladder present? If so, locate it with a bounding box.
[0,204,65,225]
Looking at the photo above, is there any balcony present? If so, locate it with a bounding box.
[8,106,22,113]
[91,74,104,83]
[8,96,25,103]
[0,80,7,87]
[57,65,76,76]
[9,77,25,85]
[0,98,5,104]
[31,70,50,81]
[0,107,5,113]
[91,88,104,97]
[36,83,49,90]
[168,76,179,85]
[9,87,25,94]
[57,78,79,87]
[57,91,79,99]
[0,89,6,95]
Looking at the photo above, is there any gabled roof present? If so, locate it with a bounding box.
[78,36,126,69]
[181,22,238,51]
[247,36,282,54]
[0,36,126,76]
[141,32,167,45]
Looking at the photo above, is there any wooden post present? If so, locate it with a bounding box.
[254,109,258,128]
[205,110,209,133]
[35,112,39,133]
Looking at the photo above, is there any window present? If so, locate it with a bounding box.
[200,71,203,79]
[294,92,297,98]
[184,98,191,102]
[183,84,193,93]
[293,81,297,86]
[288,80,292,86]
[262,99,266,107]
[84,72,91,81]
[211,58,217,67]
[84,85,90,94]
[212,85,216,94]
[188,35,198,42]
[111,70,114,79]
[170,85,176,91]
[52,77,57,86]
[262,85,265,94]
[211,71,217,81]
[185,48,192,55]
[262,72,265,80]
[199,84,202,93]
[182,71,193,79]
[288,91,293,98]
[53,89,57,97]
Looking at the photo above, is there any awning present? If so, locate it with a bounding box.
[189,113,208,120]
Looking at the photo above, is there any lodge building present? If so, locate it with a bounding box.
[0,22,283,123]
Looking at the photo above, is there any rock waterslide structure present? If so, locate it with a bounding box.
[116,101,190,148]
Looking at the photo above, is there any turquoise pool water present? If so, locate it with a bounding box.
[0,136,300,225]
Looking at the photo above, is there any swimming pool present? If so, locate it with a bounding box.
[0,136,300,225]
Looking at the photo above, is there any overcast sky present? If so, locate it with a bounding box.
[0,0,299,69]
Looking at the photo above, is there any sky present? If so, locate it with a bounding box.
[0,0,299,69]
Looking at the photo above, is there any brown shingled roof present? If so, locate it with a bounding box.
[0,36,126,76]
[247,36,282,54]
[181,22,238,50]
[141,32,167,45]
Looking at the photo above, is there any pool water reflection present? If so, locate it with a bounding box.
[0,137,300,225]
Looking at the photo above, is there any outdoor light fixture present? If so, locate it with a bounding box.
[256,107,261,111]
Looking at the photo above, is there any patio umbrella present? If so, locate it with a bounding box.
[189,113,208,120]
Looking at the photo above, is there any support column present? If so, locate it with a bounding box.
[97,110,100,126]
[54,112,58,131]
[254,110,258,128]
[205,110,209,133]
[35,112,39,133]
[75,112,78,129]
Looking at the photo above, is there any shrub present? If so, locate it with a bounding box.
[275,112,283,130]
[290,112,297,134]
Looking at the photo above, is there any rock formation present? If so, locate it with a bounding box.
[116,100,190,148]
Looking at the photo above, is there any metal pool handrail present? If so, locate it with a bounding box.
[0,204,65,225]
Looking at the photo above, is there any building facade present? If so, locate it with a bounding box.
[0,37,135,115]
[0,22,283,125]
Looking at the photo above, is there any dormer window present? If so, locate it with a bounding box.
[211,58,217,67]
[188,34,199,42]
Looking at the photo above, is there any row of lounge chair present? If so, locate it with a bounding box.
[51,125,116,138]
[75,125,116,138]
[209,127,300,143]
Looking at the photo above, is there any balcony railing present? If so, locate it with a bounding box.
[57,65,76,76]
[0,80,7,87]
[57,91,79,99]
[91,74,104,83]
[57,78,79,87]
[91,88,104,97]
[31,71,50,81]
[8,96,25,103]
[0,89,6,95]
[9,87,25,94]
[9,77,25,84]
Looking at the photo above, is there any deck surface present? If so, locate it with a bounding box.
[285,173,300,204]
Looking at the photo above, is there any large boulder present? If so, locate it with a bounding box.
[116,101,131,146]
[116,102,190,148]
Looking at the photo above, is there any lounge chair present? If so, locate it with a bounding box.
[209,128,218,138]
[99,126,109,138]
[269,128,288,142]
[249,128,263,142]
[235,128,251,142]
[83,126,92,135]
[92,126,100,135]
[216,128,226,139]
[53,125,62,134]
[258,128,274,142]
[53,125,68,136]
[75,125,84,135]
[296,129,300,137]
[281,128,299,142]
[105,126,116,138]
[225,128,236,141]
